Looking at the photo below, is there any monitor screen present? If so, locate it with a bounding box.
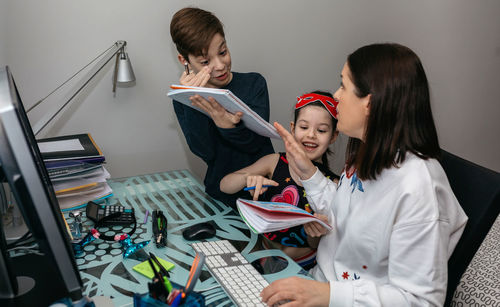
[0,66,82,305]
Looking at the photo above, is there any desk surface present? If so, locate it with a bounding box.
[67,170,309,307]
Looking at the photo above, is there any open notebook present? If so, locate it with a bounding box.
[167,85,279,139]
[236,198,332,233]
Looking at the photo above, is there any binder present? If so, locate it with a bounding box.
[167,85,280,139]
[37,133,105,162]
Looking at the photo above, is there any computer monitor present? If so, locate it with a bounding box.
[0,66,83,305]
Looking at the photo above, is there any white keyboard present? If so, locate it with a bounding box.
[191,240,269,306]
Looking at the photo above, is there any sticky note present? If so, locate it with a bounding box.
[133,257,175,279]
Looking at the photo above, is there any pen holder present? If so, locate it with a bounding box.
[133,283,205,307]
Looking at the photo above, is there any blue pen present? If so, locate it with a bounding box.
[244,185,273,191]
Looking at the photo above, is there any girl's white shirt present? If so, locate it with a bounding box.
[302,153,467,307]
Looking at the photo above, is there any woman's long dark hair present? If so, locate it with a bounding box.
[345,43,440,180]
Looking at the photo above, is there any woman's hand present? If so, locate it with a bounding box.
[274,122,316,180]
[304,214,330,237]
[189,95,243,128]
[246,175,279,200]
[179,66,211,87]
[261,277,330,307]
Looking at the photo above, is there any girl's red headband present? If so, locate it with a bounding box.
[295,93,338,119]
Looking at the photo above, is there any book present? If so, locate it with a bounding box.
[236,198,332,233]
[37,133,105,162]
[167,85,280,139]
[47,162,103,180]
[57,185,113,211]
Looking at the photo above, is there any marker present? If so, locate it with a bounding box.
[243,185,273,191]
[184,62,189,75]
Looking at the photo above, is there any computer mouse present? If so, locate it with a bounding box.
[182,222,216,241]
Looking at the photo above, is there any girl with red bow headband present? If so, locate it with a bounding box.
[220,90,340,268]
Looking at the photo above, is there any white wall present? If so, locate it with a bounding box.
[0,0,7,65]
[4,0,500,183]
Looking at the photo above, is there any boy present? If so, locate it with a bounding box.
[170,7,274,207]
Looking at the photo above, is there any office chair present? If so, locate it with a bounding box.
[439,150,500,306]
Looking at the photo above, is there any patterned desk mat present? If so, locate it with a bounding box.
[66,170,309,307]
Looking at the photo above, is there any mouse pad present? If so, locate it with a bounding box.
[133,257,175,279]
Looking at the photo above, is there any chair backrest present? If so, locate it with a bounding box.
[439,150,500,306]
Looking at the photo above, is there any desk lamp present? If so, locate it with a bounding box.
[2,40,135,241]
[27,40,136,136]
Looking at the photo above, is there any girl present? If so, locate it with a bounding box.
[220,91,339,269]
[261,43,468,306]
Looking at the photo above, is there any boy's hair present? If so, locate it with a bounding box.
[170,7,225,61]
[293,90,338,169]
[345,43,440,180]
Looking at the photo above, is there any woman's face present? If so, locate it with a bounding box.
[333,63,371,141]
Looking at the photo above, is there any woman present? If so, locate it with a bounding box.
[260,43,467,306]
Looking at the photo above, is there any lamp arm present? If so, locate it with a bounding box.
[31,41,127,136]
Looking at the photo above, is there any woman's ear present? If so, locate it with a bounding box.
[329,130,339,145]
[362,94,371,116]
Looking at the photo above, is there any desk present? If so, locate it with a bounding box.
[68,170,309,306]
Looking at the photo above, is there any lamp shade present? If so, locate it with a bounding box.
[115,52,135,83]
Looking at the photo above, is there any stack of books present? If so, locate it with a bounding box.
[37,133,113,211]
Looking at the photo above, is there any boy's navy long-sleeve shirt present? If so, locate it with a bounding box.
[173,72,274,207]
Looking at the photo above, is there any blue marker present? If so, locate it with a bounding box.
[243,185,273,191]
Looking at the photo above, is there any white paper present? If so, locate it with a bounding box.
[38,139,84,153]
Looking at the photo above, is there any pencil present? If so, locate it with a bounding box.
[243,185,273,191]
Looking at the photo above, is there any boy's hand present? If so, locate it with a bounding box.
[304,213,330,237]
[189,95,243,128]
[179,66,211,87]
[246,176,279,200]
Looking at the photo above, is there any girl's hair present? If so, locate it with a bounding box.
[293,90,338,168]
[345,43,440,180]
[170,7,225,60]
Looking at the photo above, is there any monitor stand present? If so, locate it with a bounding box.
[0,253,69,306]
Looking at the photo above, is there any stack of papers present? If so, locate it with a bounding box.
[37,133,113,211]
[236,198,332,233]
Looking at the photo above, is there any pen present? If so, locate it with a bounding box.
[243,185,273,191]
[184,62,189,75]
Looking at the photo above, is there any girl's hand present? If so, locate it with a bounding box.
[246,175,279,201]
[179,66,211,87]
[261,277,330,307]
[189,95,243,128]
[274,122,316,180]
[304,213,330,237]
